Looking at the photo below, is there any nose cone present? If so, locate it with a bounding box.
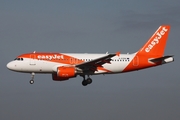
[7,62,14,70]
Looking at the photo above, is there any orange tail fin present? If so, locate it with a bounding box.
[138,25,170,57]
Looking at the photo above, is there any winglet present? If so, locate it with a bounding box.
[116,51,120,56]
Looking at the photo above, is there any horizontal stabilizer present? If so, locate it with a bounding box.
[149,55,174,64]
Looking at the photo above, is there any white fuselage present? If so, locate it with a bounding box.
[7,53,136,74]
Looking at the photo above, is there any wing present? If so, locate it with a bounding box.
[76,52,120,73]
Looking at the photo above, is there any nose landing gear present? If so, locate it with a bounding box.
[29,72,35,84]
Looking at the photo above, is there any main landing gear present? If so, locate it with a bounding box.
[81,75,92,86]
[29,72,35,84]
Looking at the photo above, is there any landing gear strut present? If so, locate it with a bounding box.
[29,72,35,84]
[81,75,92,86]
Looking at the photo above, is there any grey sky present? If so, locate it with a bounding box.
[1,0,180,120]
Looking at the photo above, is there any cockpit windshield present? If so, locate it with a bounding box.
[14,58,24,61]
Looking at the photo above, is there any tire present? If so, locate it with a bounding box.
[82,80,88,86]
[29,80,34,84]
[87,78,92,84]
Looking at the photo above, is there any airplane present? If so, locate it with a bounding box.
[7,25,174,86]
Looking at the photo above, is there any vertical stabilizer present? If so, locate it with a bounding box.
[138,25,170,57]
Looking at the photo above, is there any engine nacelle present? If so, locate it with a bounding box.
[52,66,76,81]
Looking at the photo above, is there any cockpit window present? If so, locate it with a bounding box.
[14,58,24,61]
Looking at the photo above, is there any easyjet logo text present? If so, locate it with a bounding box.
[145,27,168,52]
[37,54,64,60]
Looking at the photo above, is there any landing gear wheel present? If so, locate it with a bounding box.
[29,80,34,84]
[86,78,92,84]
[80,75,93,86]
[82,80,88,86]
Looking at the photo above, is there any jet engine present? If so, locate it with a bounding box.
[52,66,76,81]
